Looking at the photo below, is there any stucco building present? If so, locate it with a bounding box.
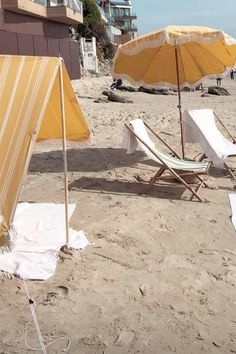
[0,0,83,79]
[97,0,137,44]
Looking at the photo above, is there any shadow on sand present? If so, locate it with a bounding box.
[29,147,156,173]
[68,176,194,201]
[29,147,224,201]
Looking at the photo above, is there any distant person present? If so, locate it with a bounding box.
[230,69,234,79]
[110,78,116,89]
[196,82,204,91]
[110,78,123,90]
[216,77,222,87]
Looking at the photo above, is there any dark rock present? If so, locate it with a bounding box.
[138,86,176,95]
[107,91,133,103]
[138,86,159,94]
[102,90,109,96]
[94,97,108,103]
[181,86,194,92]
[208,86,230,96]
[116,85,138,92]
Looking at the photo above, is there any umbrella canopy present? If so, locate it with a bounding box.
[112,25,236,89]
[112,25,236,157]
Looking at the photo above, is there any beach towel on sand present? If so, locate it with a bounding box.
[0,203,89,280]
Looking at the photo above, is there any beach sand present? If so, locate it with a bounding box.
[1,75,236,353]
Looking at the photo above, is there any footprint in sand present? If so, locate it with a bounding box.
[57,285,70,297]
[43,286,69,305]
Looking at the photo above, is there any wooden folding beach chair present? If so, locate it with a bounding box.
[124,119,210,202]
[183,109,236,180]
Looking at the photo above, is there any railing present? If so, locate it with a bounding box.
[57,0,83,14]
[116,22,137,32]
[30,0,83,15]
[110,1,131,5]
[31,0,47,5]
[113,14,137,21]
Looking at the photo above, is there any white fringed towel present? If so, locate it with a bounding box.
[0,203,89,280]
[121,118,155,154]
[183,109,236,167]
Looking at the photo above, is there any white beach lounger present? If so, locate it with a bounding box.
[122,119,210,202]
[183,109,236,178]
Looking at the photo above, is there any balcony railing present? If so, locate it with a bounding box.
[113,14,137,21]
[21,0,83,15]
[110,1,132,6]
[55,0,82,15]
[126,23,137,32]
[32,0,47,5]
[47,0,83,23]
[1,0,83,23]
[112,20,137,33]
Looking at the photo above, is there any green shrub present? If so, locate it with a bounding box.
[76,0,113,60]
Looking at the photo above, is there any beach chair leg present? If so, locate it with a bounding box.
[167,169,204,202]
[189,180,204,201]
[183,180,204,202]
[180,178,203,202]
[224,163,236,180]
[141,166,165,194]
[150,164,204,202]
[196,175,208,188]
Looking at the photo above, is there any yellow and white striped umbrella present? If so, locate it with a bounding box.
[112,25,236,89]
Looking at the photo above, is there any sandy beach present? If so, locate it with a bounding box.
[1,73,236,353]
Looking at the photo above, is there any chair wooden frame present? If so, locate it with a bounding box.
[125,121,210,202]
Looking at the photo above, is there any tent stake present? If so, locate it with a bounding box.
[175,47,185,158]
[59,58,70,249]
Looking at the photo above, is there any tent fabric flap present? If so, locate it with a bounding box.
[38,63,89,142]
[0,55,90,248]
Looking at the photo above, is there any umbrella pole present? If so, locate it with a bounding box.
[59,58,70,249]
[175,47,185,159]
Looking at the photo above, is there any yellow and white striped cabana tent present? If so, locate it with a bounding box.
[0,55,90,250]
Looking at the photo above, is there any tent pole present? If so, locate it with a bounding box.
[175,46,185,159]
[59,58,70,249]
